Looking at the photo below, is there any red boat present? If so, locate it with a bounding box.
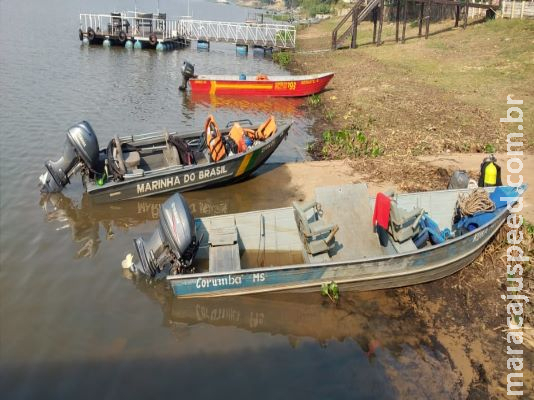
[180,63,334,97]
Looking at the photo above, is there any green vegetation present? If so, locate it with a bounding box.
[324,109,335,122]
[321,281,339,302]
[484,144,496,154]
[321,128,383,158]
[273,51,291,67]
[284,0,334,17]
[307,93,321,107]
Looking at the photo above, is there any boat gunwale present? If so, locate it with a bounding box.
[167,185,522,282]
[192,72,334,83]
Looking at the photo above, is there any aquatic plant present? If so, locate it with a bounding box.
[321,128,384,159]
[321,281,339,302]
[273,51,291,67]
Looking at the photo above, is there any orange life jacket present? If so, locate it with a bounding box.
[228,122,247,153]
[204,115,226,162]
[256,74,269,81]
[244,128,256,141]
[255,115,276,140]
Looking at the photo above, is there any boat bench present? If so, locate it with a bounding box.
[208,220,241,273]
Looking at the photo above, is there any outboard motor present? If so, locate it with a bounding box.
[39,121,100,193]
[133,193,200,276]
[179,61,196,91]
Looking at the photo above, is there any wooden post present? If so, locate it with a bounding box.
[463,1,469,29]
[520,0,525,19]
[351,7,358,48]
[372,7,378,43]
[377,0,385,46]
[418,2,425,37]
[401,0,408,43]
[501,0,506,18]
[511,0,515,19]
[395,0,401,42]
[455,5,460,27]
[425,1,431,39]
[332,30,337,50]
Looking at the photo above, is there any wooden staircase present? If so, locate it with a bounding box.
[332,0,383,49]
[332,0,500,50]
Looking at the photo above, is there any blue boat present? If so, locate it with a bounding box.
[127,183,525,298]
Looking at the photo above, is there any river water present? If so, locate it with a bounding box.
[0,0,470,399]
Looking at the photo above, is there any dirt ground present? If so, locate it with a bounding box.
[285,15,534,399]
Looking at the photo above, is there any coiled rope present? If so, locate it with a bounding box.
[457,188,495,217]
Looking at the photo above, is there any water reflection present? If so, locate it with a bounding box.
[39,163,305,258]
[183,92,306,117]
[123,273,469,397]
[127,271,467,397]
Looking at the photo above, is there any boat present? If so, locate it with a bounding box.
[126,182,525,297]
[39,116,291,203]
[179,61,334,97]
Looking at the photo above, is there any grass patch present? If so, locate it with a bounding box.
[295,17,534,158]
[273,51,291,67]
[321,128,383,158]
[307,94,321,107]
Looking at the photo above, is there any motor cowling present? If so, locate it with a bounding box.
[40,121,100,193]
[133,193,200,276]
[179,61,196,91]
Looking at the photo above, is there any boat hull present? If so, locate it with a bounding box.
[85,125,289,203]
[189,73,334,97]
[168,209,506,297]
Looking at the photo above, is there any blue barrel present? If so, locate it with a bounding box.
[125,40,133,49]
[239,73,246,80]
[197,40,209,50]
[134,40,142,49]
[103,38,111,47]
[236,44,248,56]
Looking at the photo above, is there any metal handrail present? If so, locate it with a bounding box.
[79,13,297,47]
[179,19,296,48]
[79,13,180,41]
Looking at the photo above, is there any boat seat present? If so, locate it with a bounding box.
[163,145,180,166]
[208,222,241,273]
[293,200,338,256]
[163,131,181,166]
[123,151,140,171]
[389,234,418,253]
[389,198,424,243]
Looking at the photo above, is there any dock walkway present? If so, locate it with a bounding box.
[79,12,296,50]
